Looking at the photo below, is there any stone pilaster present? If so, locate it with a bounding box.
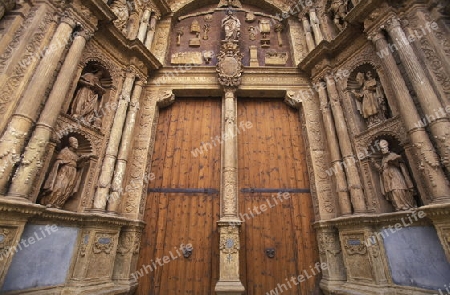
[107,80,144,213]
[93,70,136,210]
[369,30,450,203]
[317,84,352,216]
[384,16,450,172]
[316,226,346,293]
[8,28,93,199]
[0,13,77,193]
[325,73,367,214]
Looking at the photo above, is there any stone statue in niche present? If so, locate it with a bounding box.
[70,70,106,128]
[221,10,240,41]
[218,0,242,8]
[110,0,130,34]
[40,137,91,209]
[328,0,348,31]
[351,70,387,127]
[370,139,417,211]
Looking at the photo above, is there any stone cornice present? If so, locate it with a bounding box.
[313,208,436,229]
[80,0,116,22]
[0,197,145,228]
[96,24,162,73]
[298,24,362,73]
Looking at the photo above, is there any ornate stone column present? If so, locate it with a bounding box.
[384,16,450,172]
[309,9,324,45]
[215,40,245,295]
[317,84,352,216]
[301,16,316,52]
[0,13,77,194]
[144,13,157,50]
[107,80,144,213]
[93,69,136,210]
[325,73,367,214]
[137,9,151,43]
[8,28,93,199]
[369,31,450,203]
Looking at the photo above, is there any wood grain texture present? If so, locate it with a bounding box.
[136,98,221,295]
[237,98,320,295]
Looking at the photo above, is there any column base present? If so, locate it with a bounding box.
[215,280,245,295]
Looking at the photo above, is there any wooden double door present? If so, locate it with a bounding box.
[136,98,319,295]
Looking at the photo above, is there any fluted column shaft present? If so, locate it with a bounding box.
[0,16,76,193]
[309,9,324,45]
[107,80,143,213]
[370,31,450,202]
[144,14,157,50]
[318,85,352,215]
[8,30,92,198]
[385,17,450,171]
[93,70,136,210]
[137,9,151,43]
[326,74,367,213]
[302,17,315,52]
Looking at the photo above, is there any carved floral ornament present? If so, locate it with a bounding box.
[219,225,240,255]
[93,233,115,254]
[343,235,367,255]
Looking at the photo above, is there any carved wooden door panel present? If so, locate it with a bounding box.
[237,99,321,295]
[136,98,221,295]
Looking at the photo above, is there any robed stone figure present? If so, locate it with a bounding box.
[41,137,90,209]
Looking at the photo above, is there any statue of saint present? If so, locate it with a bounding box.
[221,10,241,41]
[328,0,348,31]
[371,140,417,211]
[70,70,106,127]
[352,70,387,127]
[40,137,91,209]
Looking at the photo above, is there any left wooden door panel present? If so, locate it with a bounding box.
[136,98,221,295]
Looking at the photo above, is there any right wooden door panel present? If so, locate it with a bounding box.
[237,98,320,295]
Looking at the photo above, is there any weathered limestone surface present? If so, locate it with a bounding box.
[0,0,449,294]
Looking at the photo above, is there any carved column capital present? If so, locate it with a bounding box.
[383,15,401,32]
[367,30,385,43]
[61,10,79,29]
